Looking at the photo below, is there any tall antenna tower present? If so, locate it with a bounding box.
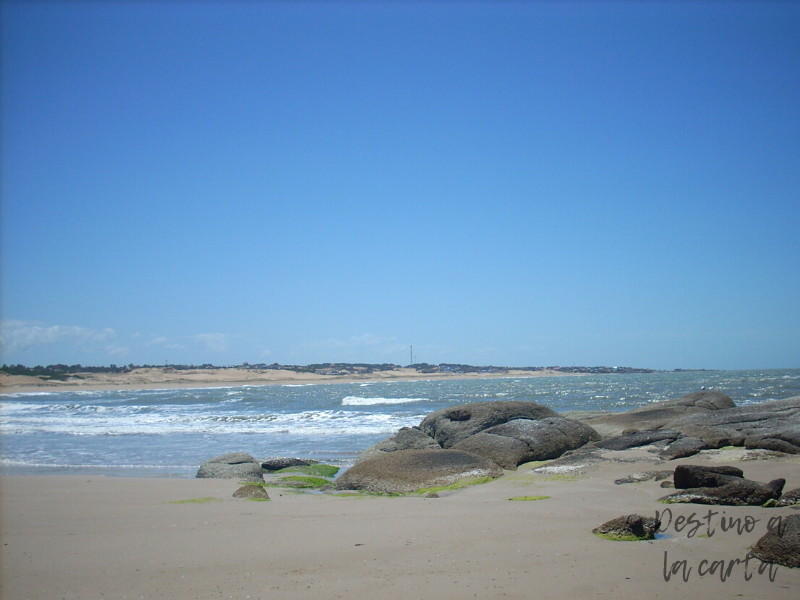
[410,345,413,366]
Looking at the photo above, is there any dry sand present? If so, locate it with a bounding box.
[2,448,798,599]
[0,367,575,394]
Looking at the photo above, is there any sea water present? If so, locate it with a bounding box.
[1,369,798,477]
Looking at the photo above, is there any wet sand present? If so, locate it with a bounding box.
[2,448,798,599]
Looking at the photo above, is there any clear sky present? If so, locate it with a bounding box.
[1,1,798,371]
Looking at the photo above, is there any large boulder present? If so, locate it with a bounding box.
[356,426,440,464]
[665,396,800,453]
[750,514,800,568]
[453,417,601,469]
[418,401,558,449]
[336,449,503,494]
[673,464,744,489]
[196,452,264,482]
[580,391,735,438]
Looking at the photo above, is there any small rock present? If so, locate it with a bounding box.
[233,485,270,500]
[777,488,800,507]
[614,470,673,485]
[592,514,661,541]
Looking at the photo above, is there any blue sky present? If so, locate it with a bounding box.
[1,1,798,370]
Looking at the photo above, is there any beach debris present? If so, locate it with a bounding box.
[196,452,264,482]
[750,514,800,568]
[658,464,785,506]
[336,449,502,494]
[614,470,673,485]
[261,457,318,471]
[592,514,661,541]
[233,485,270,500]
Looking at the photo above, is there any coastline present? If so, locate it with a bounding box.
[0,366,578,394]
[2,448,798,599]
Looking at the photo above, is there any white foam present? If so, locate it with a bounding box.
[341,396,428,406]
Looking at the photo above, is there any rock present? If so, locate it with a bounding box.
[261,457,318,471]
[660,480,675,488]
[355,427,440,464]
[580,391,735,438]
[452,417,600,469]
[660,478,785,506]
[777,488,800,507]
[452,432,529,469]
[661,465,785,506]
[418,401,558,449]
[592,514,661,541]
[614,470,673,485]
[673,465,744,489]
[666,396,800,453]
[750,514,800,568]
[594,429,682,451]
[336,449,503,494]
[233,485,270,500]
[197,452,264,482]
[658,437,709,460]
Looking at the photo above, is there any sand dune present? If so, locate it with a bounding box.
[0,366,573,393]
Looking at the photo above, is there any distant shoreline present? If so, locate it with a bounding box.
[0,366,583,393]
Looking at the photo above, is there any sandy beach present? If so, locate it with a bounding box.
[0,367,575,394]
[2,448,798,600]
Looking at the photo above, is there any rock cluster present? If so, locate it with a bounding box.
[658,464,785,506]
[577,394,800,459]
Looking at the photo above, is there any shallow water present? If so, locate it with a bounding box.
[1,369,798,477]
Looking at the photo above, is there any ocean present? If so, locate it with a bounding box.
[1,369,798,477]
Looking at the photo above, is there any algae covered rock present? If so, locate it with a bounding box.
[233,485,270,500]
[593,514,661,541]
